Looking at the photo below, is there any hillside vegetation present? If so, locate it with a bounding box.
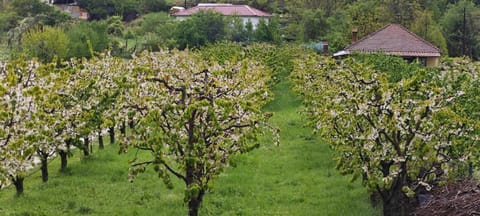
[1,1,480,215]
[0,0,480,60]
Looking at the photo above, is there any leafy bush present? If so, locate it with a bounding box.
[128,12,178,51]
[65,21,110,58]
[22,26,68,62]
[139,0,170,13]
[175,10,227,50]
[11,0,71,26]
[77,0,139,21]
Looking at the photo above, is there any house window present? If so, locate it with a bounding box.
[403,57,426,66]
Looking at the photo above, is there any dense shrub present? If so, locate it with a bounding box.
[22,26,68,62]
[65,21,110,58]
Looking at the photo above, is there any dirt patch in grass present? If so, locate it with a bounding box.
[413,181,480,216]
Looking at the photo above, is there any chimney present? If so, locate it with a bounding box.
[323,41,329,55]
[352,28,358,43]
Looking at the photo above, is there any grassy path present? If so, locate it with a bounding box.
[0,72,378,215]
[201,74,379,215]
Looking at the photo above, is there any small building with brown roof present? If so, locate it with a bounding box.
[334,24,441,67]
[54,3,89,20]
[171,3,272,29]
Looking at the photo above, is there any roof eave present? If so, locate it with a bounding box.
[342,50,442,57]
[333,50,350,57]
[172,13,272,17]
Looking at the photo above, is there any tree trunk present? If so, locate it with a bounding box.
[185,112,204,216]
[468,161,473,178]
[59,150,68,171]
[120,121,126,136]
[13,176,24,196]
[188,193,203,216]
[185,163,205,216]
[83,137,90,156]
[109,126,115,144]
[90,137,93,154]
[98,131,104,150]
[128,117,135,129]
[40,156,48,183]
[382,167,411,216]
[382,188,409,216]
[186,160,204,216]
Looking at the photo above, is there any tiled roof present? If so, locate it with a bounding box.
[336,24,441,57]
[172,3,272,17]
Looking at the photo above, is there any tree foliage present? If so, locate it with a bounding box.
[411,10,448,55]
[10,0,71,26]
[175,10,227,50]
[441,0,480,59]
[77,0,140,21]
[0,59,46,194]
[0,53,127,190]
[253,18,281,43]
[64,21,110,59]
[120,50,276,216]
[292,54,480,216]
[139,0,170,13]
[21,26,68,63]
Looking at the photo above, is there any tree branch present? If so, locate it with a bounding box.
[163,162,187,183]
[147,77,184,92]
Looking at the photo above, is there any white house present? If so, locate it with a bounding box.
[171,3,272,29]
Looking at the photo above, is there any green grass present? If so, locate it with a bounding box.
[0,42,10,61]
[0,71,379,215]
[201,75,379,215]
[0,145,187,215]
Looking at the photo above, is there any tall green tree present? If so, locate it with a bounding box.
[11,0,53,18]
[299,9,328,42]
[324,10,351,52]
[175,11,227,49]
[11,0,71,26]
[133,12,178,51]
[441,0,480,59]
[139,0,170,13]
[254,18,281,43]
[383,0,421,27]
[286,0,346,16]
[225,16,249,42]
[411,10,448,54]
[346,0,386,37]
[77,0,139,20]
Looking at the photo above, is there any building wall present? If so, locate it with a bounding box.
[241,17,268,29]
[175,16,268,29]
[54,4,89,20]
[79,10,89,20]
[175,16,188,21]
[426,56,440,67]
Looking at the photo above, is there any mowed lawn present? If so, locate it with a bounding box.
[0,71,379,215]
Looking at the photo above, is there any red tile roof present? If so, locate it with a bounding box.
[337,24,441,57]
[172,3,272,17]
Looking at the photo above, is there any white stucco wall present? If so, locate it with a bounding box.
[175,16,269,30]
[241,17,269,29]
[176,16,188,21]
